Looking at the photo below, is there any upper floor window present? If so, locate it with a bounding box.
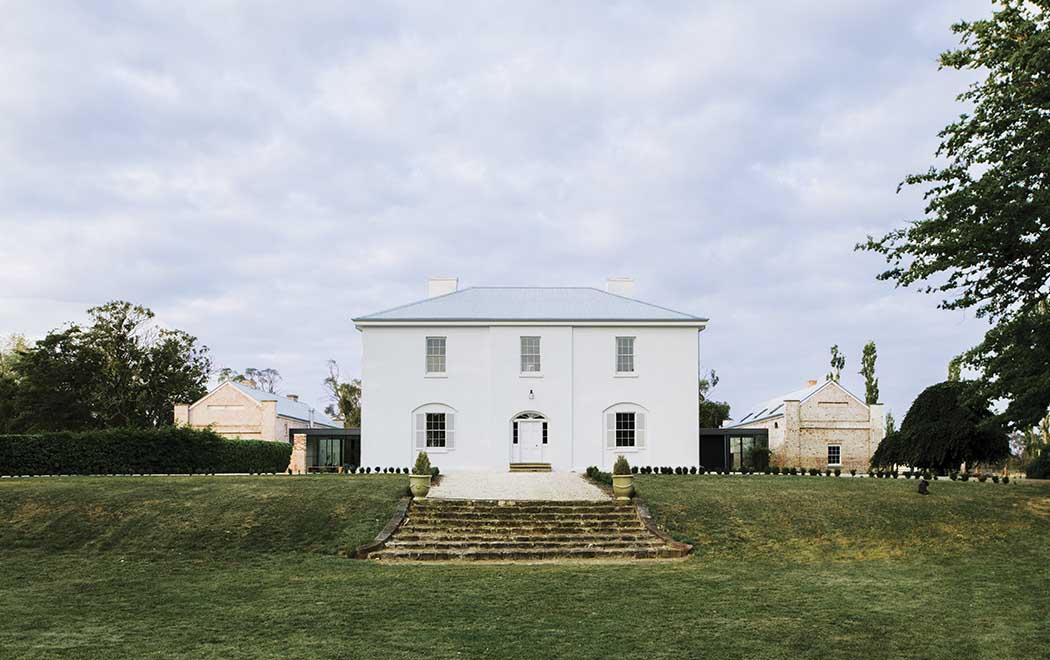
[616,336,635,373]
[426,336,446,374]
[520,336,541,373]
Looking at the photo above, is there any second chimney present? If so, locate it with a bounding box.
[605,277,635,298]
[286,394,299,402]
[427,277,459,298]
[806,379,819,387]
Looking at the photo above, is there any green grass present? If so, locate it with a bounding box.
[2,474,1049,659]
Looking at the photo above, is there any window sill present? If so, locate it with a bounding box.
[828,463,842,467]
[423,447,452,453]
[519,373,544,378]
[614,372,638,378]
[609,447,641,452]
[424,373,448,379]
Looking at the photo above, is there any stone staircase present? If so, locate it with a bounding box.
[365,498,690,561]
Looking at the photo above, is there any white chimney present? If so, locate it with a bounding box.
[806,379,819,387]
[427,277,459,298]
[605,277,635,298]
[286,394,299,402]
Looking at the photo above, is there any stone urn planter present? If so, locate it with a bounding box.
[612,473,635,500]
[611,455,634,500]
[410,451,433,498]
[409,473,432,498]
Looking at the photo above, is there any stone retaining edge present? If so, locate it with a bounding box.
[635,500,693,558]
[354,496,412,559]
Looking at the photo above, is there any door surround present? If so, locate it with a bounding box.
[510,411,548,465]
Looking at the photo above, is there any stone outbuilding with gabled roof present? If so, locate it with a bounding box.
[174,381,339,443]
[728,379,884,471]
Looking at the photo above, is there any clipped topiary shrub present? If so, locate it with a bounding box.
[613,455,631,475]
[1003,475,1010,484]
[834,468,841,477]
[808,468,819,476]
[849,469,856,476]
[412,452,431,475]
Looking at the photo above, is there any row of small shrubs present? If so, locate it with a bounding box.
[629,465,855,476]
[0,427,291,476]
[338,465,440,477]
[947,470,1009,484]
[585,465,613,485]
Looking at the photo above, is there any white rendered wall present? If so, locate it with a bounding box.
[360,324,701,472]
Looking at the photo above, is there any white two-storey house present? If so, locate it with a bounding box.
[352,278,707,472]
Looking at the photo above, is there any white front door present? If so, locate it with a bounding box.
[518,420,544,463]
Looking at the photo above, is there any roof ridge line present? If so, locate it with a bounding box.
[354,286,477,320]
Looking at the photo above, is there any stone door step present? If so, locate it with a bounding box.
[508,463,552,472]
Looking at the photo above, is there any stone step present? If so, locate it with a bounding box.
[385,538,666,550]
[407,512,638,522]
[412,500,621,510]
[508,463,552,472]
[401,522,647,534]
[372,546,683,561]
[394,531,655,542]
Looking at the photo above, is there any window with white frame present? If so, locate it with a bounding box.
[616,412,635,447]
[605,408,646,450]
[616,336,635,373]
[414,409,455,451]
[520,336,541,373]
[827,444,842,466]
[425,336,446,374]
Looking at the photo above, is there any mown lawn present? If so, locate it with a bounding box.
[1,474,1048,659]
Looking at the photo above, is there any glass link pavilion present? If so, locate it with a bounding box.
[698,428,770,471]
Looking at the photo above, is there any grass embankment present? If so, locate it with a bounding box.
[0,475,407,557]
[1,474,1049,659]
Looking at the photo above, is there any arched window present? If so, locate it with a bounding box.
[602,403,648,450]
[412,403,456,451]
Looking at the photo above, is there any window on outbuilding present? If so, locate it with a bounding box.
[827,444,841,466]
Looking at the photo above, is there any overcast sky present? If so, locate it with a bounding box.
[0,1,994,421]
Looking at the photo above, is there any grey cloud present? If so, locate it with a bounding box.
[0,0,993,418]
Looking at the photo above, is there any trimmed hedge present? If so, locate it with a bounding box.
[0,427,291,476]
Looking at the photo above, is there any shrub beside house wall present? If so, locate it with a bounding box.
[0,427,292,476]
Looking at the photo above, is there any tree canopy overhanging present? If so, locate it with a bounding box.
[859,1,1050,430]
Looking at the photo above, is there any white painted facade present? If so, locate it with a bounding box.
[355,282,706,472]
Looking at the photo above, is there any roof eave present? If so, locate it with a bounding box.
[353,318,708,327]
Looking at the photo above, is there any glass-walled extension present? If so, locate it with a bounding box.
[699,428,770,472]
[290,428,361,473]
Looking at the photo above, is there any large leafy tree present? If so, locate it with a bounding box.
[870,380,1010,471]
[859,1,1050,430]
[5,301,211,432]
[323,360,362,428]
